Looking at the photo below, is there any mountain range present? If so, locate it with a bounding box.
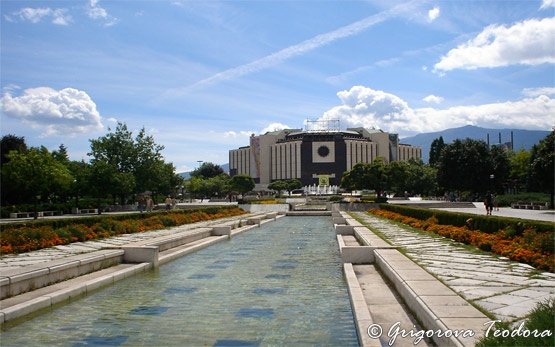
[178,125,551,176]
[400,125,551,163]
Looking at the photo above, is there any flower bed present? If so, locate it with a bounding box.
[369,209,554,272]
[0,207,246,254]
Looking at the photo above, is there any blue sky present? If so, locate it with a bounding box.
[1,0,554,172]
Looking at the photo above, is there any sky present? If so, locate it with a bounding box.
[1,0,554,172]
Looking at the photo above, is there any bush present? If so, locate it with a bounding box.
[380,204,554,234]
[495,193,551,208]
[0,207,246,254]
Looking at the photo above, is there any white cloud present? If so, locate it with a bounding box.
[428,7,440,22]
[522,87,555,97]
[87,0,118,27]
[0,87,104,136]
[317,86,554,136]
[540,0,555,10]
[7,7,72,25]
[224,130,253,138]
[260,122,290,134]
[423,94,444,104]
[434,17,555,71]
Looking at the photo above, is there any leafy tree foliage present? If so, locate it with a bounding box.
[268,179,302,195]
[507,149,531,192]
[528,131,554,207]
[88,122,179,203]
[2,147,73,214]
[340,158,388,196]
[436,139,493,194]
[231,174,255,195]
[1,134,27,166]
[429,136,445,167]
[190,162,224,179]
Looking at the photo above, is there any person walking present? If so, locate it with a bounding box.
[165,196,172,210]
[484,192,494,215]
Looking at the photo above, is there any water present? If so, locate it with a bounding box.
[1,217,358,346]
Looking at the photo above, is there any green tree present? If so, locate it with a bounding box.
[367,158,388,197]
[340,163,370,191]
[507,149,530,192]
[285,179,302,195]
[405,159,438,196]
[1,135,28,205]
[386,161,410,195]
[191,162,224,179]
[429,136,445,167]
[528,131,554,208]
[437,139,493,194]
[1,134,27,166]
[231,175,255,196]
[490,145,510,194]
[88,122,180,204]
[2,147,73,217]
[268,180,288,195]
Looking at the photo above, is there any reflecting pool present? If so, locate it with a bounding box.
[1,217,358,346]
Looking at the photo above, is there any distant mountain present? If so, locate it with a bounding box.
[178,163,229,180]
[400,125,551,163]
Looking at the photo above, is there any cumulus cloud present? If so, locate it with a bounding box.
[6,7,72,25]
[434,17,555,71]
[260,122,290,134]
[224,130,253,138]
[0,87,104,136]
[428,7,440,22]
[423,94,444,104]
[87,0,118,27]
[317,86,554,136]
[540,0,555,10]
[522,87,555,97]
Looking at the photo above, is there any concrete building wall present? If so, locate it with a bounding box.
[230,127,421,190]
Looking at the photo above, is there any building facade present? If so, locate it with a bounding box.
[229,127,421,190]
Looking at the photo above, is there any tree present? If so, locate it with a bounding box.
[88,122,180,204]
[405,159,438,196]
[490,145,510,194]
[1,135,28,205]
[2,147,73,217]
[367,158,388,197]
[1,134,27,166]
[507,149,530,193]
[386,161,410,195]
[190,162,225,179]
[285,179,302,195]
[528,131,554,208]
[340,163,370,191]
[437,139,493,194]
[231,175,255,195]
[429,136,445,167]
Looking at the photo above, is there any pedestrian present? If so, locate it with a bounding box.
[146,196,154,212]
[165,196,172,210]
[138,195,146,213]
[484,192,493,215]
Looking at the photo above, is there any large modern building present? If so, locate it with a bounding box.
[229,127,422,190]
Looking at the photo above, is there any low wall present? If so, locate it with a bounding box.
[239,204,290,213]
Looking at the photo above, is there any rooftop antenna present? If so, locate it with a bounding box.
[305,119,340,132]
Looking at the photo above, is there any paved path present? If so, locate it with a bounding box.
[0,214,247,271]
[438,202,555,223]
[352,212,555,323]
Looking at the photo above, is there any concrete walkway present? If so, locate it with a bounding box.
[0,214,248,271]
[351,212,555,324]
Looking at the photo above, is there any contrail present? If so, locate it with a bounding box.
[166,1,422,95]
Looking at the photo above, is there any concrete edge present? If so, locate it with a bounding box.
[343,263,381,347]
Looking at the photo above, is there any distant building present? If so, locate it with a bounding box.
[229,127,422,190]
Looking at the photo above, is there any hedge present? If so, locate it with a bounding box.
[0,206,246,254]
[379,204,554,234]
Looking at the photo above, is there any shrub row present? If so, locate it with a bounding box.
[379,204,554,234]
[370,208,554,272]
[0,206,246,254]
